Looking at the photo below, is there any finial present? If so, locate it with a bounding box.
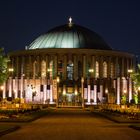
[69,17,72,24]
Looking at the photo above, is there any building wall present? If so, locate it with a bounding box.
[2,48,134,105]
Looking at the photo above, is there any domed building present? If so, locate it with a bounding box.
[3,18,135,106]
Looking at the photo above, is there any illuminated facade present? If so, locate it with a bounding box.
[2,19,135,106]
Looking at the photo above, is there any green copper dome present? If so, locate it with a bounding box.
[28,23,112,50]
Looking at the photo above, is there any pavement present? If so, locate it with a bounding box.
[0,125,20,137]
[0,108,140,140]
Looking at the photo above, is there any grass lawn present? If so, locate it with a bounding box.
[0,109,48,122]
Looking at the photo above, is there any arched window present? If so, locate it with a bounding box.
[110,63,114,78]
[103,61,107,78]
[78,61,82,78]
[41,60,46,77]
[95,61,99,78]
[33,61,37,78]
[87,62,90,77]
[58,60,63,79]
[49,61,53,79]
[117,63,120,77]
[67,61,74,80]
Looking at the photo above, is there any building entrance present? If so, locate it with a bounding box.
[66,94,73,102]
[58,93,82,107]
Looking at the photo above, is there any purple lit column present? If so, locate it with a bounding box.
[117,77,120,104]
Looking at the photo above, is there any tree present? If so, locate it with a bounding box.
[131,64,140,103]
[121,95,127,104]
[131,64,140,88]
[0,48,9,85]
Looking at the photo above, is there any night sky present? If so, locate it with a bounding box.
[0,0,140,57]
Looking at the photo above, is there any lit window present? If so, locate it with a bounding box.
[110,63,114,78]
[67,61,74,80]
[49,61,53,78]
[95,61,99,78]
[78,61,82,78]
[117,64,120,76]
[57,60,63,79]
[103,61,107,78]
[41,60,46,77]
[33,61,37,78]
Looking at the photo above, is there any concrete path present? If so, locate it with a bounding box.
[1,108,140,140]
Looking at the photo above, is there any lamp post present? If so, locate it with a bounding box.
[20,73,25,100]
[105,89,108,103]
[8,68,14,98]
[87,69,94,104]
[75,89,78,106]
[63,87,66,106]
[56,76,60,107]
[81,77,84,108]
[128,69,133,103]
[47,68,53,103]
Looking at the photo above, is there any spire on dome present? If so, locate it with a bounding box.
[69,17,72,24]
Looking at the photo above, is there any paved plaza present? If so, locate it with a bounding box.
[0,108,140,140]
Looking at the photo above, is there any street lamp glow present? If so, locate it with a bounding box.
[57,77,60,83]
[0,86,4,90]
[123,89,127,94]
[47,68,52,72]
[128,69,133,73]
[8,68,14,72]
[13,89,16,93]
[41,73,46,77]
[88,69,94,73]
[75,90,78,95]
[81,77,84,83]
[63,90,66,95]
[105,89,108,94]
